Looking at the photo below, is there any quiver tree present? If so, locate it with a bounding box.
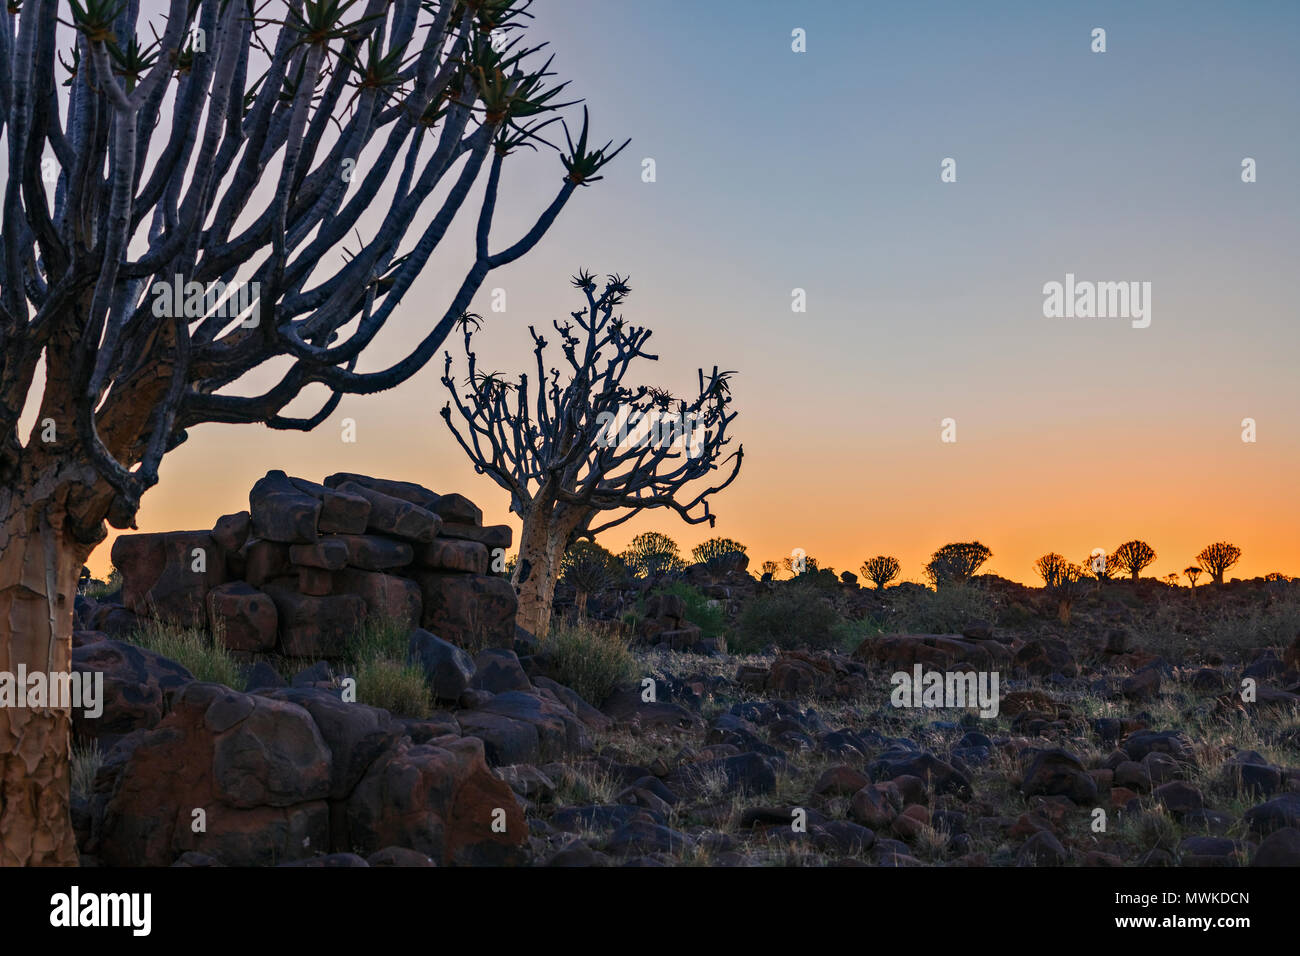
[924,541,991,587]
[1034,552,1087,625]
[690,536,745,566]
[1113,540,1157,580]
[620,531,685,579]
[860,555,900,590]
[759,559,780,579]
[1197,542,1241,586]
[1083,548,1119,585]
[440,273,743,636]
[0,0,621,865]
[559,539,624,617]
[1184,566,1201,590]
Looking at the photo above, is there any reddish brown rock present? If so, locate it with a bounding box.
[289,537,349,570]
[212,511,251,553]
[242,539,291,588]
[323,473,441,512]
[94,683,332,866]
[335,569,422,631]
[336,481,442,543]
[438,522,511,551]
[297,567,335,596]
[208,582,278,652]
[111,530,227,627]
[418,537,489,574]
[414,572,518,651]
[265,589,366,657]
[430,493,482,526]
[333,533,414,571]
[344,735,526,865]
[286,477,371,534]
[249,470,321,544]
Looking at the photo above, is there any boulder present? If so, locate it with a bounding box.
[264,589,365,658]
[241,539,292,588]
[323,473,440,512]
[415,572,518,652]
[111,530,227,627]
[430,493,482,526]
[344,735,527,865]
[438,522,512,551]
[207,582,278,652]
[249,470,321,544]
[286,477,371,535]
[212,511,251,553]
[70,639,195,746]
[335,569,421,630]
[418,538,490,574]
[407,629,476,701]
[289,538,349,571]
[94,682,332,866]
[336,481,441,543]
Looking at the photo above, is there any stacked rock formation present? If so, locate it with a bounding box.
[110,470,516,657]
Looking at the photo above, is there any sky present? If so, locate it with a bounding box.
[59,0,1298,584]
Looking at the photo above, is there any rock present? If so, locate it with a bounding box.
[497,764,558,801]
[243,661,284,692]
[849,784,900,829]
[869,751,972,800]
[415,572,518,652]
[1114,760,1152,793]
[458,691,590,765]
[345,735,526,865]
[332,533,415,571]
[1121,729,1195,764]
[408,629,476,701]
[258,687,401,801]
[814,765,872,796]
[367,846,436,867]
[288,478,371,535]
[249,470,321,544]
[323,473,440,512]
[666,752,777,797]
[335,568,422,631]
[430,493,482,526]
[1021,749,1098,805]
[71,639,195,746]
[95,683,332,866]
[264,589,366,658]
[438,522,512,551]
[418,537,490,574]
[111,530,227,627]
[531,677,614,733]
[297,566,334,596]
[1122,667,1162,701]
[605,821,692,857]
[336,481,442,543]
[1153,781,1204,816]
[1017,831,1067,866]
[289,538,349,570]
[1251,827,1300,866]
[241,539,292,588]
[470,648,533,694]
[1014,638,1078,677]
[212,511,251,553]
[1178,836,1243,867]
[207,582,278,652]
[1245,794,1300,836]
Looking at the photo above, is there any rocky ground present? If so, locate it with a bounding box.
[69,606,1300,867]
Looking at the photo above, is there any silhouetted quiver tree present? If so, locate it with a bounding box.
[691,536,746,565]
[1113,540,1157,580]
[0,0,623,865]
[1197,541,1241,586]
[860,555,900,590]
[1034,552,1087,625]
[924,541,991,587]
[440,273,743,635]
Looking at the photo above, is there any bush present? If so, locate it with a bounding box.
[545,622,638,706]
[84,567,122,600]
[71,738,103,800]
[650,581,726,642]
[731,582,842,653]
[1207,590,1300,654]
[885,582,997,634]
[354,657,432,717]
[131,619,244,689]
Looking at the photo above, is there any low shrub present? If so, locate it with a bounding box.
[545,622,638,706]
[131,619,244,689]
[731,582,842,653]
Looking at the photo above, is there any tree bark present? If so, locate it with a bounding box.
[0,470,97,866]
[513,503,588,638]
